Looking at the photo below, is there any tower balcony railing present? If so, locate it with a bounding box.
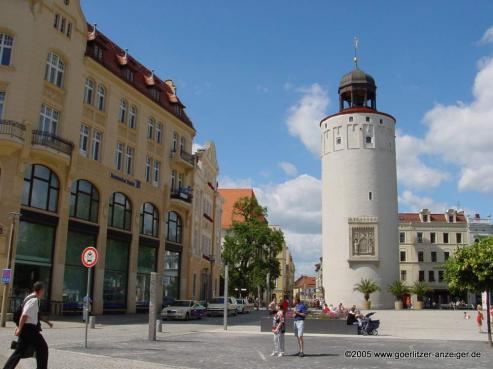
[0,119,26,140]
[32,130,74,156]
[170,187,193,203]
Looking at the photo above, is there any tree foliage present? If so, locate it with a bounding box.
[444,237,493,346]
[222,196,285,295]
[353,278,380,301]
[387,280,410,300]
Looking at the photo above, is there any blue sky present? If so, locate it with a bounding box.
[82,1,493,276]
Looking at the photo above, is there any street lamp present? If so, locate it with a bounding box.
[208,254,215,302]
[1,212,21,327]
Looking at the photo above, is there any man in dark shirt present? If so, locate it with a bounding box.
[293,296,307,357]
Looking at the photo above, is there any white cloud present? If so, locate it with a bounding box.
[219,176,253,189]
[255,174,322,278]
[192,143,203,154]
[480,26,493,44]
[398,190,450,213]
[396,133,449,189]
[278,161,298,177]
[458,165,493,193]
[420,56,493,193]
[255,174,321,235]
[286,83,329,156]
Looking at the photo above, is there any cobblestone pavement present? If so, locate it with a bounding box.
[1,310,492,368]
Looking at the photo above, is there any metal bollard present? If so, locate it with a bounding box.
[89,316,96,329]
[156,319,162,333]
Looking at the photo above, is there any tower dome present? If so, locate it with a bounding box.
[338,68,377,111]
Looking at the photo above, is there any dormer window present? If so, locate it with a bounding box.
[448,215,454,223]
[93,44,103,61]
[150,88,160,102]
[423,214,428,222]
[123,68,134,83]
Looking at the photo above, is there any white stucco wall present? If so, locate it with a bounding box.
[321,111,399,308]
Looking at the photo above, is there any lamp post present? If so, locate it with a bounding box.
[1,212,21,327]
[208,255,215,302]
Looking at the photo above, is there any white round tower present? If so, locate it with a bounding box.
[321,67,399,309]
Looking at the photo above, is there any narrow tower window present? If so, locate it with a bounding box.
[368,192,372,200]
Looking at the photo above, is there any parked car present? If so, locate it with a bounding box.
[207,297,238,317]
[235,298,254,314]
[161,300,207,320]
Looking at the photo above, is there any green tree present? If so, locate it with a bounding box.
[353,278,380,302]
[222,196,284,300]
[444,237,493,346]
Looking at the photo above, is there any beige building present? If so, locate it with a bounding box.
[399,209,468,306]
[0,0,200,314]
[272,239,295,301]
[189,142,223,301]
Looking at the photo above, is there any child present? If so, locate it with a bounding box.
[271,303,285,357]
[476,305,484,333]
[463,311,470,320]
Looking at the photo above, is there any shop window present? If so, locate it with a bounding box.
[108,192,132,231]
[140,202,159,237]
[22,164,59,212]
[167,211,182,244]
[104,238,129,310]
[69,179,99,223]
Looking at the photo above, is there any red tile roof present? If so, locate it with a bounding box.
[218,188,265,229]
[85,24,194,131]
[399,212,466,223]
[294,276,316,288]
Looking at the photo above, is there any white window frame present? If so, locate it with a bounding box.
[45,52,65,87]
[79,124,90,156]
[180,136,185,153]
[115,143,124,170]
[119,98,127,123]
[153,160,160,185]
[171,170,177,190]
[147,118,155,140]
[125,146,134,176]
[145,156,152,183]
[96,84,105,111]
[0,33,14,66]
[84,78,95,105]
[0,91,5,119]
[129,105,137,129]
[156,122,162,143]
[172,132,178,151]
[39,104,59,134]
[92,130,102,161]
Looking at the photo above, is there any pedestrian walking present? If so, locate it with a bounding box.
[476,304,484,333]
[293,296,307,357]
[3,282,51,369]
[271,303,285,357]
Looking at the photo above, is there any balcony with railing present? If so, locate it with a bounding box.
[170,187,193,205]
[171,148,195,168]
[32,130,74,157]
[0,119,26,141]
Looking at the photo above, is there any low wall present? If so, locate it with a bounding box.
[260,317,358,335]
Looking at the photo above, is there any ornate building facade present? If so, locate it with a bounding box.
[0,0,205,314]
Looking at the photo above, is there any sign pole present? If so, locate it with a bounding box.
[81,246,98,349]
[223,264,228,331]
[84,266,92,349]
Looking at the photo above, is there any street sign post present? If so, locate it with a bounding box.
[81,246,98,349]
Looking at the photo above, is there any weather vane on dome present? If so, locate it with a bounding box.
[353,36,359,69]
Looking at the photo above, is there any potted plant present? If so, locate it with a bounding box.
[411,281,430,310]
[387,280,410,310]
[353,278,380,309]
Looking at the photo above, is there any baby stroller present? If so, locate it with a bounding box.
[358,312,380,336]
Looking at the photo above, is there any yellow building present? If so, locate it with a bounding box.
[0,0,199,314]
[272,241,295,301]
[189,142,223,301]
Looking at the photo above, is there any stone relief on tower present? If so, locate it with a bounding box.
[348,216,379,261]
